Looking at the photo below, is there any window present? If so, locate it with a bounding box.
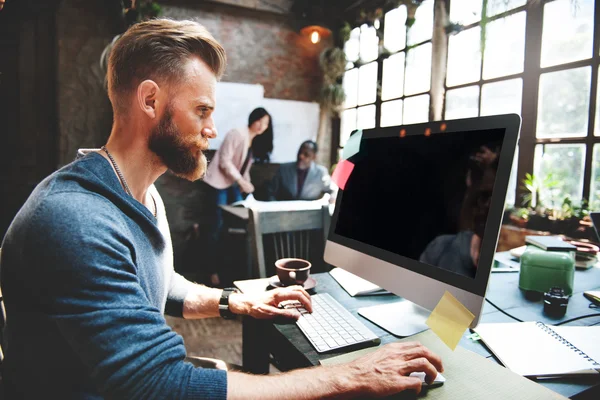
[532,0,597,209]
[445,1,526,206]
[339,1,434,151]
[338,0,600,213]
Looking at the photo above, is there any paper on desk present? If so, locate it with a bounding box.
[342,130,362,160]
[320,330,568,400]
[331,159,354,190]
[426,291,475,351]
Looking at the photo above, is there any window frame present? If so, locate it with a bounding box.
[335,0,600,210]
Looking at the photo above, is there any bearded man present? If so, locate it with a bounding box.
[0,18,442,400]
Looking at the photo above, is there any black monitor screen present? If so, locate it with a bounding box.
[334,128,506,279]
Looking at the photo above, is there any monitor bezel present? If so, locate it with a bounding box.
[327,114,521,297]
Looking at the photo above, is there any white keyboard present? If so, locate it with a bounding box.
[295,293,380,353]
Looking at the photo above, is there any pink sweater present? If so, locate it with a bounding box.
[204,127,252,190]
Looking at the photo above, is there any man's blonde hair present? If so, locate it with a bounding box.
[107,18,226,113]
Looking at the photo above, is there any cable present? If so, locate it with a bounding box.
[552,314,600,326]
[485,298,524,322]
[486,298,600,325]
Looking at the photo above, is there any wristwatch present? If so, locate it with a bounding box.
[219,287,240,320]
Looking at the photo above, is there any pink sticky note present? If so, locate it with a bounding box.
[331,159,355,190]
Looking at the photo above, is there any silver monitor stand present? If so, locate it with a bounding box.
[358,300,430,337]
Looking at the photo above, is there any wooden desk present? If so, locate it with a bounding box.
[237,269,600,399]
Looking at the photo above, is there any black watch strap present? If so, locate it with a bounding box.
[219,288,239,319]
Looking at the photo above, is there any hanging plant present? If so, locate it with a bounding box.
[320,47,347,85]
[123,0,162,27]
[318,47,347,112]
[319,84,346,112]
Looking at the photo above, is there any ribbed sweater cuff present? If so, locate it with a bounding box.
[187,368,228,400]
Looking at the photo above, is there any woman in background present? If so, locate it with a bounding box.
[203,107,273,285]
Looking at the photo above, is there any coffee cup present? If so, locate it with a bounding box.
[275,258,311,286]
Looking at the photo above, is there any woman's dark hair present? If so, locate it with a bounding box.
[248,107,273,164]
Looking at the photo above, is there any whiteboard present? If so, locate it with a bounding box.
[262,98,320,163]
[211,82,264,149]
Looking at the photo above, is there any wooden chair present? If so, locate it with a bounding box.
[248,205,331,278]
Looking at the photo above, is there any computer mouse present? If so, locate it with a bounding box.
[409,371,446,388]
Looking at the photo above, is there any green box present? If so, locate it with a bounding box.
[519,246,574,295]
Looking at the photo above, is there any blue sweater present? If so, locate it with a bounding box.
[0,151,227,399]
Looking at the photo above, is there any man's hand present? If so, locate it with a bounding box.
[237,178,255,194]
[344,341,444,397]
[228,285,312,319]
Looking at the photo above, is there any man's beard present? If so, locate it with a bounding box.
[149,108,207,181]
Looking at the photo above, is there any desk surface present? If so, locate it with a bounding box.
[239,268,600,399]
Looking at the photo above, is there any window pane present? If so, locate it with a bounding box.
[384,5,407,52]
[537,67,591,138]
[487,0,526,17]
[447,27,481,87]
[445,86,479,120]
[381,99,404,127]
[541,0,594,68]
[407,0,434,46]
[357,105,376,130]
[403,94,429,124]
[344,27,360,63]
[534,144,585,206]
[591,144,600,209]
[382,52,405,101]
[481,78,523,116]
[343,68,358,108]
[449,0,482,25]
[483,12,526,80]
[340,108,357,147]
[360,25,379,63]
[505,147,519,208]
[357,62,378,106]
[405,43,431,96]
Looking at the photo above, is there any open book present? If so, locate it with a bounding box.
[329,267,390,296]
[474,321,600,378]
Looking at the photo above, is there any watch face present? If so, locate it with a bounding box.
[219,289,238,319]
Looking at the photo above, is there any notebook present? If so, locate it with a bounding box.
[329,267,390,296]
[524,236,577,252]
[474,321,600,378]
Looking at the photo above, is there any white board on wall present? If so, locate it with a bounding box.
[211,82,264,150]
[262,98,320,163]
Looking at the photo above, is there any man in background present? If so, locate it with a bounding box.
[268,140,336,202]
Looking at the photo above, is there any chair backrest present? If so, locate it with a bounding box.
[249,206,331,278]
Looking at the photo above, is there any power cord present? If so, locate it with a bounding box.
[485,298,523,322]
[485,298,600,325]
[553,313,600,326]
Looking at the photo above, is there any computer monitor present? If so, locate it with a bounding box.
[324,114,521,335]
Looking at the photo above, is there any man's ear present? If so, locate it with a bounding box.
[137,80,160,119]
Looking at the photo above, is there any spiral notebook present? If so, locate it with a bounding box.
[474,322,600,378]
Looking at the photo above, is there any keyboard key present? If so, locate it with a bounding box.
[295,293,379,353]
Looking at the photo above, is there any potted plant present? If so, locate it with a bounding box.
[505,173,593,241]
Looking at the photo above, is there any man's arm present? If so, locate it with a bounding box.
[182,284,313,319]
[227,341,444,399]
[28,193,226,399]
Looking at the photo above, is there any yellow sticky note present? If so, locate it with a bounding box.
[426,291,475,351]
